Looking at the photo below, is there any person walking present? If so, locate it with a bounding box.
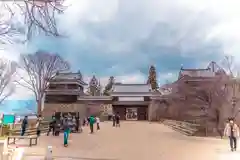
[63,117,70,147]
[89,115,95,133]
[224,117,240,151]
[21,116,28,136]
[96,116,100,130]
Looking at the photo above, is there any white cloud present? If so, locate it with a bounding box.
[59,0,240,58]
[3,0,240,99]
[7,85,33,100]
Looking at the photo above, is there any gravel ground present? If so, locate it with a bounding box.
[11,121,240,160]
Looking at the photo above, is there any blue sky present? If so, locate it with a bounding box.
[1,0,240,100]
[0,99,36,115]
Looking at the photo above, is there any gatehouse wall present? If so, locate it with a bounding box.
[43,100,111,118]
[43,103,87,117]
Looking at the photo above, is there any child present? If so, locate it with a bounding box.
[96,116,100,130]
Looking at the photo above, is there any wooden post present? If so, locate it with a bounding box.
[0,126,2,137]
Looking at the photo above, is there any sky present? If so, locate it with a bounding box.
[1,0,240,100]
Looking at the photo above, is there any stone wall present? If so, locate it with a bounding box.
[43,103,87,117]
[85,103,104,116]
[148,100,171,121]
[148,100,159,121]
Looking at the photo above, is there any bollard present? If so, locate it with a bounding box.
[13,147,24,160]
[44,146,53,160]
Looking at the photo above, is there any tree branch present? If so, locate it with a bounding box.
[18,51,69,114]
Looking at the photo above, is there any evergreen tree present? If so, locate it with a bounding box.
[103,76,115,95]
[88,75,99,96]
[95,81,102,96]
[147,65,159,91]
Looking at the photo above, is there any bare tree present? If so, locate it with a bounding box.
[0,0,66,43]
[16,51,69,114]
[103,76,114,96]
[17,0,66,39]
[222,55,234,76]
[0,3,20,45]
[0,58,16,103]
[177,76,228,136]
[221,55,240,117]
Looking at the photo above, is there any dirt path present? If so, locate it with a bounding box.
[20,121,239,160]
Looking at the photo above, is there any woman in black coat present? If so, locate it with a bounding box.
[54,119,61,136]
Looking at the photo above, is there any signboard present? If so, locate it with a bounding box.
[126,108,138,120]
[3,114,15,125]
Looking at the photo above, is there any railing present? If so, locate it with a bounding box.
[9,121,49,136]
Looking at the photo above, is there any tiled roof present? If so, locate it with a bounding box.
[50,72,87,85]
[179,61,227,78]
[179,69,215,77]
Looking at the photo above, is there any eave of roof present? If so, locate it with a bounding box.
[78,96,112,101]
[180,68,210,71]
[49,79,88,85]
[113,83,149,86]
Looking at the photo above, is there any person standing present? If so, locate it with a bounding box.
[63,117,70,147]
[75,116,80,132]
[21,116,28,136]
[72,116,76,132]
[36,115,43,137]
[115,113,120,127]
[89,115,95,133]
[55,119,61,136]
[87,117,90,126]
[47,117,56,136]
[224,118,240,151]
[83,118,86,127]
[96,116,100,130]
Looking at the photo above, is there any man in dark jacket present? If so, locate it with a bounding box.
[55,119,61,136]
[115,113,120,127]
[75,116,80,132]
[21,116,28,136]
[47,117,56,136]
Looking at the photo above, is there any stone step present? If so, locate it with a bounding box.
[163,120,198,136]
